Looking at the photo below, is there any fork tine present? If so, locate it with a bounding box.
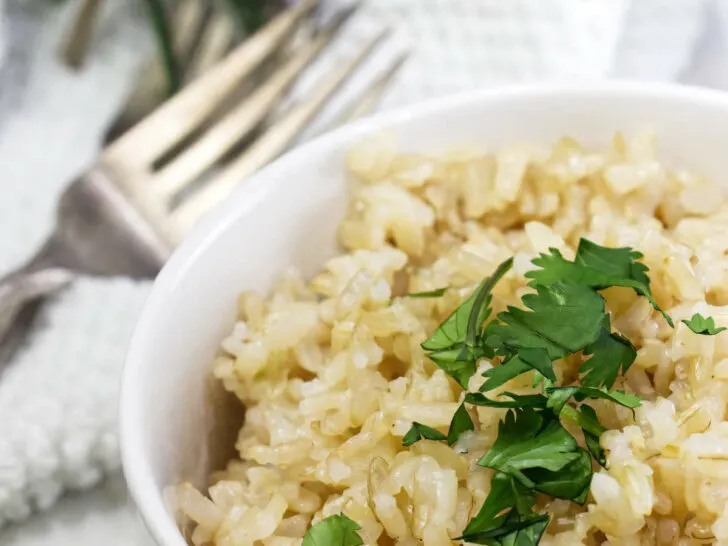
[61,0,102,69]
[154,5,359,198]
[172,0,210,63]
[104,0,319,170]
[103,0,209,142]
[170,28,390,239]
[329,50,409,128]
[185,10,238,81]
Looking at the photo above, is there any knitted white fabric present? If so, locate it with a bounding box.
[0,0,726,542]
[0,0,153,530]
[0,278,150,524]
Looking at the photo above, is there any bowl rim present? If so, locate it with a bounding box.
[120,81,728,546]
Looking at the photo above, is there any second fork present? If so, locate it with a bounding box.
[0,0,406,366]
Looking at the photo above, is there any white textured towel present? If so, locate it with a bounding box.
[0,0,727,542]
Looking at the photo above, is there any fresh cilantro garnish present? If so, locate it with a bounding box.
[682,313,727,335]
[302,514,363,546]
[421,262,507,351]
[462,509,550,546]
[478,408,589,495]
[407,287,449,298]
[422,258,513,387]
[427,345,489,389]
[542,386,635,468]
[465,392,547,409]
[533,373,556,395]
[485,283,606,360]
[460,471,537,537]
[479,282,605,392]
[577,405,607,466]
[414,239,724,545]
[574,403,607,437]
[471,510,551,546]
[579,329,637,389]
[448,403,474,446]
[516,347,557,382]
[545,385,641,412]
[480,357,532,392]
[526,448,593,504]
[460,473,548,545]
[463,387,635,440]
[525,239,673,326]
[402,422,447,447]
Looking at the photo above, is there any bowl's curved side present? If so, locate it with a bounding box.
[120,82,728,546]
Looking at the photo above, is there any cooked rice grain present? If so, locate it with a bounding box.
[177,131,728,546]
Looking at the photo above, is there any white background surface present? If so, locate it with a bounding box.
[1,0,728,544]
[2,476,147,546]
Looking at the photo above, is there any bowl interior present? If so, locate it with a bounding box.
[121,84,728,546]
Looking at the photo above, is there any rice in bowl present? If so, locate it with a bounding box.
[173,131,728,546]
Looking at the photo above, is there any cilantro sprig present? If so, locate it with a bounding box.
[526,240,673,326]
[459,472,545,544]
[407,238,723,545]
[402,422,447,447]
[420,239,689,394]
[448,403,474,446]
[303,514,364,546]
[407,287,449,298]
[421,258,512,387]
[682,313,727,335]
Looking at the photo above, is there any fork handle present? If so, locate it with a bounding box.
[0,267,75,336]
[0,240,76,368]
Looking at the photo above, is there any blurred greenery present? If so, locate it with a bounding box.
[224,0,268,32]
[143,0,270,95]
[144,0,182,94]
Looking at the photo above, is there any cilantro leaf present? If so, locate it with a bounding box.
[461,472,536,537]
[302,514,363,546]
[476,409,593,504]
[578,405,606,466]
[464,258,514,347]
[546,385,641,410]
[682,313,727,336]
[448,403,474,446]
[531,371,554,391]
[523,448,593,503]
[478,408,582,489]
[465,392,547,409]
[419,288,483,351]
[480,357,532,392]
[422,258,512,387]
[485,282,606,360]
[526,239,673,326]
[544,387,576,415]
[543,385,633,468]
[518,347,557,382]
[479,349,555,393]
[480,283,605,392]
[407,287,449,298]
[495,511,550,546]
[462,507,549,546]
[427,346,486,388]
[421,258,512,352]
[402,422,447,447]
[579,329,637,389]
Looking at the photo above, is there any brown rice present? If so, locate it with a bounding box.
[176,131,728,546]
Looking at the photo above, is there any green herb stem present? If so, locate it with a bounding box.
[224,0,268,32]
[143,0,182,96]
[558,404,598,435]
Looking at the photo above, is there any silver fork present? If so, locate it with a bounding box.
[0,0,404,363]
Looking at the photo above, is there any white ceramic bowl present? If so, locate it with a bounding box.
[120,83,728,545]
